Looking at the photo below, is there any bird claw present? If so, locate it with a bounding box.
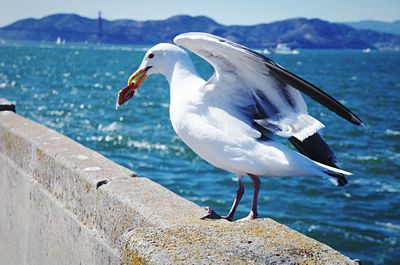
[201,207,234,221]
[200,207,223,220]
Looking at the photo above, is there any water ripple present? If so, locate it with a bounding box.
[0,43,399,264]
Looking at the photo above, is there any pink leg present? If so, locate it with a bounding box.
[247,174,260,220]
[223,175,244,221]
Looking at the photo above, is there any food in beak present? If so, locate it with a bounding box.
[116,82,136,110]
[116,67,150,110]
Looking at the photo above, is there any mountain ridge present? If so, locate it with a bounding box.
[1,13,399,49]
[345,19,400,35]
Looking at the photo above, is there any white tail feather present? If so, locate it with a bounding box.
[315,162,353,176]
[291,114,325,141]
[256,114,325,141]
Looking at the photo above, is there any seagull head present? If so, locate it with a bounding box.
[116,43,187,109]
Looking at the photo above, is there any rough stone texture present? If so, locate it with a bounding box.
[0,154,119,265]
[0,98,358,265]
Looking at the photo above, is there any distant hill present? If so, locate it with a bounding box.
[345,20,400,35]
[1,13,400,50]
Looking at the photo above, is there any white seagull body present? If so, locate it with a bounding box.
[117,32,363,220]
[168,64,333,178]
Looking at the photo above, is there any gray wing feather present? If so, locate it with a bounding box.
[174,32,362,141]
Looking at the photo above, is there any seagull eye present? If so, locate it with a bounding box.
[148,53,155,59]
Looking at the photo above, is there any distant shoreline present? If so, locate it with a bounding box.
[0,13,399,50]
[2,39,400,53]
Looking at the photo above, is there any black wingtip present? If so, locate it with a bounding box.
[350,114,365,127]
[326,172,348,187]
[266,63,364,128]
[337,175,348,187]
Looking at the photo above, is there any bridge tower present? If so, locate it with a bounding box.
[97,11,102,43]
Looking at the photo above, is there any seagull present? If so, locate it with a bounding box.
[116,32,363,221]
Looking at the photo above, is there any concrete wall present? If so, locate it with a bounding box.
[0,98,358,265]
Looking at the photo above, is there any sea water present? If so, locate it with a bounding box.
[0,41,399,264]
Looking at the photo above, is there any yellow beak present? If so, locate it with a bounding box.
[127,67,150,87]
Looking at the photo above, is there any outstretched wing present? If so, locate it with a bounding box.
[174,32,363,141]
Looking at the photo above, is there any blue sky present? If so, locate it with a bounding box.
[0,0,399,27]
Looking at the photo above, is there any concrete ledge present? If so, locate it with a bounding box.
[0,98,357,264]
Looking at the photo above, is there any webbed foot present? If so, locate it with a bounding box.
[201,207,233,221]
[237,210,257,221]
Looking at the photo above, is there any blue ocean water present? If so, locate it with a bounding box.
[0,41,399,264]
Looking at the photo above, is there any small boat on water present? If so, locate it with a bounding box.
[56,37,66,45]
[273,43,299,54]
[362,48,371,53]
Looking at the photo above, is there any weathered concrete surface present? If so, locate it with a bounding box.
[122,219,352,265]
[0,154,119,265]
[0,98,358,265]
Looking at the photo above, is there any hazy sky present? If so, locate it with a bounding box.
[0,0,399,27]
